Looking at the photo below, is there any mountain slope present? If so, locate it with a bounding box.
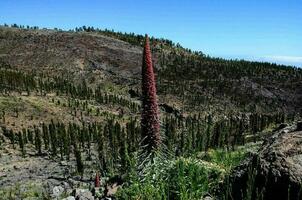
[0,25,302,200]
[0,26,302,115]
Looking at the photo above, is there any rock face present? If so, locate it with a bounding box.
[225,127,302,200]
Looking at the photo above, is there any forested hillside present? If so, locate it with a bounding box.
[0,25,301,200]
[1,25,302,115]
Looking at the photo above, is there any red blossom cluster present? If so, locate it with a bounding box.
[95,172,100,187]
[141,34,161,152]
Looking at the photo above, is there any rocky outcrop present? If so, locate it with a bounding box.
[52,186,65,199]
[223,124,302,200]
[73,188,94,200]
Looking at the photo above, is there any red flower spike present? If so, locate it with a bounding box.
[95,172,100,187]
[141,34,161,152]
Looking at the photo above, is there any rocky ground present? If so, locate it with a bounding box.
[223,122,302,200]
[0,138,117,200]
[1,122,301,199]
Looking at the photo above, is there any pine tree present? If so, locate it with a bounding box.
[18,132,25,157]
[10,130,15,149]
[27,129,33,144]
[42,123,50,150]
[22,128,28,144]
[49,120,57,156]
[97,126,106,172]
[74,145,84,175]
[72,127,84,175]
[119,128,131,174]
[34,126,42,155]
[141,34,161,153]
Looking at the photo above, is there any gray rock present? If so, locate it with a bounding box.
[60,161,68,166]
[223,126,302,200]
[202,195,213,200]
[74,189,94,200]
[61,181,71,189]
[62,196,76,200]
[274,123,288,131]
[52,185,64,198]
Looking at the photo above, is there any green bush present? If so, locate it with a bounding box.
[116,157,224,200]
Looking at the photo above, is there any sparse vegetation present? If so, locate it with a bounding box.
[0,25,301,199]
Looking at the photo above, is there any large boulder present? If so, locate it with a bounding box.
[223,126,302,200]
[52,186,65,199]
[73,188,94,200]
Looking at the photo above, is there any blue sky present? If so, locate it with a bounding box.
[1,0,301,67]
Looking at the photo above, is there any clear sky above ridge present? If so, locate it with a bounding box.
[1,0,301,67]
